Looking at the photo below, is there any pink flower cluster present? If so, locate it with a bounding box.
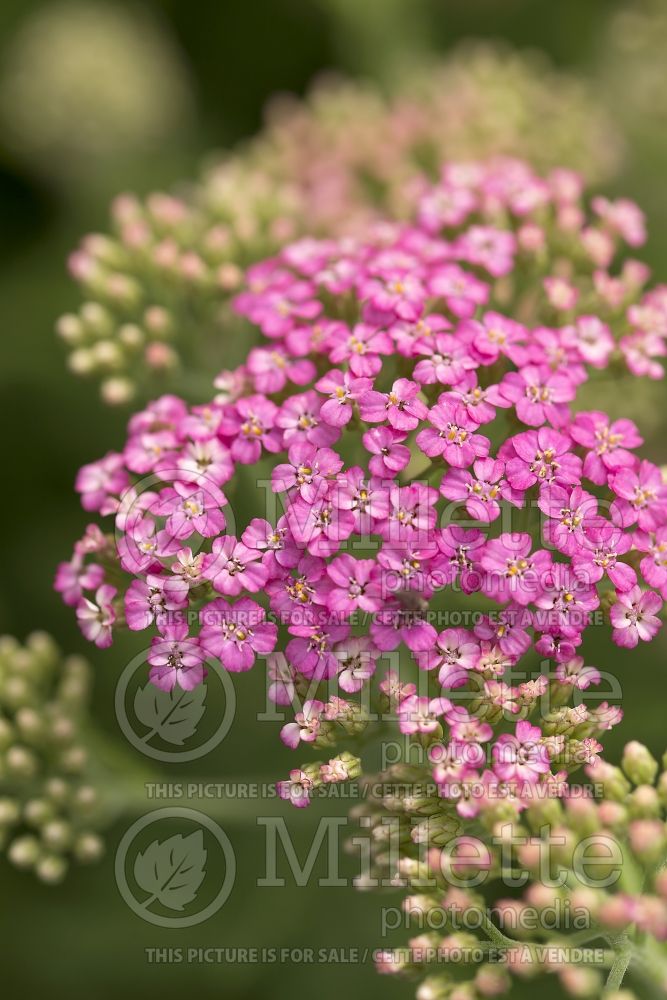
[56,158,666,806]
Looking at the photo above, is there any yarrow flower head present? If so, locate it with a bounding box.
[56,159,665,853]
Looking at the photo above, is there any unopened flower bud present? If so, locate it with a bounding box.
[622,741,658,786]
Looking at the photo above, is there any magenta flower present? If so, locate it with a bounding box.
[370,604,437,652]
[199,597,277,671]
[335,636,379,693]
[315,370,372,427]
[326,555,382,614]
[397,695,452,735]
[412,333,477,386]
[481,533,552,607]
[498,364,575,427]
[362,426,410,477]
[504,427,582,491]
[280,699,325,749]
[76,584,117,648]
[148,621,206,691]
[474,607,532,659]
[610,461,667,531]
[571,520,636,592]
[359,378,428,431]
[538,485,600,556]
[286,492,355,557]
[276,390,339,448]
[415,627,479,686]
[272,442,343,502]
[328,322,392,377]
[202,536,268,596]
[219,395,282,464]
[466,311,527,365]
[610,587,663,648]
[440,458,521,522]
[246,346,315,394]
[124,572,189,631]
[154,480,226,542]
[416,398,490,467]
[636,527,667,596]
[54,554,104,607]
[570,411,642,485]
[75,452,128,512]
[492,721,551,784]
[286,623,350,679]
[376,483,438,545]
[533,564,600,636]
[276,769,314,808]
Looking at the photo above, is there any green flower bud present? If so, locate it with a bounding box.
[622,741,659,786]
[8,834,40,869]
[36,853,68,885]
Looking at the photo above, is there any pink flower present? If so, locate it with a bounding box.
[363,426,410,477]
[492,721,551,784]
[498,365,575,427]
[326,555,383,614]
[466,311,527,365]
[55,554,104,607]
[398,695,451,735]
[565,315,614,369]
[636,527,667,596]
[315,370,371,427]
[571,521,636,592]
[246,346,315,394]
[286,623,350,679]
[199,597,277,671]
[76,584,117,648]
[533,564,600,636]
[124,573,189,631]
[154,480,226,542]
[280,699,325,748]
[266,652,296,705]
[416,399,490,467]
[481,533,552,607]
[148,621,206,691]
[219,395,282,463]
[202,536,268,595]
[440,458,521,522]
[610,587,663,648]
[359,378,428,431]
[504,428,582,491]
[328,322,392,377]
[555,656,601,690]
[611,461,667,531]
[570,412,642,485]
[276,769,313,808]
[272,442,343,502]
[415,627,479,686]
[335,636,379,693]
[75,452,128,512]
[411,333,477,386]
[538,485,600,556]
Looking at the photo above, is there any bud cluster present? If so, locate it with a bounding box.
[0,633,104,883]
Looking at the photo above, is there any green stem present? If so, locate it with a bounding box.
[604,934,634,994]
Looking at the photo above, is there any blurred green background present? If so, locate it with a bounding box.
[0,1,666,997]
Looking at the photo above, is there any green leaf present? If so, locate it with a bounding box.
[133,682,206,746]
[134,831,207,911]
